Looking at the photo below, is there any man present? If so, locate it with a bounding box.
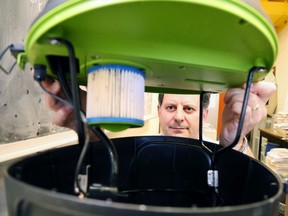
[42,77,276,157]
[158,93,210,139]
[157,81,276,157]
[158,93,254,155]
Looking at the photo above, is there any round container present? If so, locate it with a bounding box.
[4,136,283,216]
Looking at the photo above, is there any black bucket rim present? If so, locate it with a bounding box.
[4,169,283,215]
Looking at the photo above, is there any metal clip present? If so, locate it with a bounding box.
[74,165,90,194]
[207,170,219,187]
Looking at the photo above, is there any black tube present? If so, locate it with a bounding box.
[216,66,267,155]
[199,92,204,143]
[51,38,85,146]
[56,64,73,103]
[49,38,118,190]
[91,127,118,187]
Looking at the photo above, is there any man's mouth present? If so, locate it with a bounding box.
[169,126,188,130]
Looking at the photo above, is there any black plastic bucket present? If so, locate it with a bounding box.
[4,136,283,215]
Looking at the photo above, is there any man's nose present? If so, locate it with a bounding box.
[174,109,184,121]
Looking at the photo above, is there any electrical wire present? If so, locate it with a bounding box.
[205,66,267,207]
[38,81,72,108]
[90,126,118,187]
[199,92,204,143]
[0,44,16,75]
[51,38,89,196]
[51,55,119,188]
[216,66,266,156]
[56,64,73,103]
[0,44,13,59]
[48,37,119,195]
[50,38,86,147]
[74,112,91,196]
[38,79,89,196]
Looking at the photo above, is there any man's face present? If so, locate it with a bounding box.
[157,94,208,139]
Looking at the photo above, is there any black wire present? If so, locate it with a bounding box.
[0,44,16,75]
[52,53,119,188]
[38,79,88,195]
[199,92,204,143]
[74,112,91,196]
[49,38,119,194]
[215,66,267,155]
[91,126,119,187]
[56,64,73,103]
[199,92,219,206]
[38,81,72,107]
[49,38,88,196]
[207,67,266,207]
[0,44,12,59]
[53,64,92,195]
[8,61,17,74]
[52,38,85,147]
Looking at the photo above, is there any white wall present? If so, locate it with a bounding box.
[205,94,219,130]
[0,0,66,144]
[249,26,288,157]
[274,27,288,112]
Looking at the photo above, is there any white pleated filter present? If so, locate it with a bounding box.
[86,65,145,131]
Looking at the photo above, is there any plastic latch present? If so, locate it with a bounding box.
[17,53,27,70]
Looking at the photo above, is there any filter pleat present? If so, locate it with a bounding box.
[87,64,145,131]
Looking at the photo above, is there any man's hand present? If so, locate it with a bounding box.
[42,77,86,131]
[220,81,276,151]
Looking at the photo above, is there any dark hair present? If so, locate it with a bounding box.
[158,93,211,110]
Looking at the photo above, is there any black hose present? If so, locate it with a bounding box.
[51,38,85,147]
[215,66,267,155]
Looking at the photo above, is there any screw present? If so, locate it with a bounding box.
[91,55,100,60]
[49,39,60,45]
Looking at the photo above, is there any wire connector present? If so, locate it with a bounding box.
[33,64,46,81]
[88,183,118,200]
[207,170,219,187]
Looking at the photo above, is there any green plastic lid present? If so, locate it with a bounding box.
[21,0,278,93]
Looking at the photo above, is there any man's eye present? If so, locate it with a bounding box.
[184,107,195,113]
[166,105,176,111]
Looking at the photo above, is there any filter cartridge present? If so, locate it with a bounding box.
[87,64,145,131]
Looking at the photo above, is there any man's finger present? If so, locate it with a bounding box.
[243,81,276,104]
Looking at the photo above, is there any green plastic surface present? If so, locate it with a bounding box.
[22,0,278,93]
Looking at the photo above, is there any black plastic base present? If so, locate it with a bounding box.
[4,136,283,215]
